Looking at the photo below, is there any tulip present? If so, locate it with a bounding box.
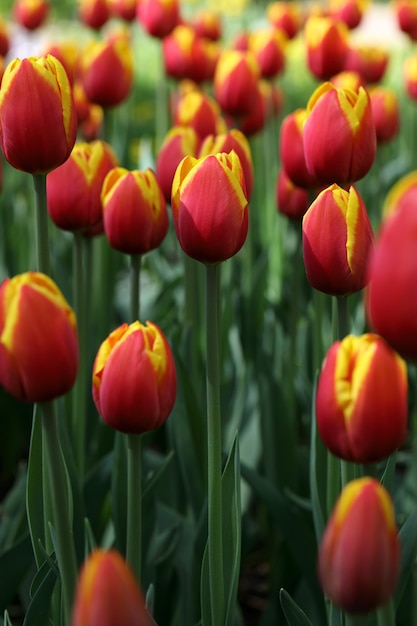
[366,202,417,361]
[109,0,137,21]
[0,17,10,57]
[0,55,77,175]
[276,168,309,221]
[403,53,417,100]
[80,38,133,108]
[72,549,152,626]
[266,1,301,39]
[79,102,104,142]
[318,477,400,614]
[213,49,260,118]
[239,79,280,137]
[156,126,200,203]
[394,0,417,41]
[368,86,400,144]
[199,128,254,200]
[329,0,368,29]
[316,333,408,463]
[303,82,376,185]
[0,272,78,403]
[330,70,364,92]
[92,320,176,433]
[344,44,389,84]
[192,9,222,41]
[162,24,219,84]
[382,169,417,219]
[304,15,349,80]
[171,151,248,264]
[47,140,119,235]
[302,184,374,296]
[41,40,79,85]
[101,167,168,255]
[136,0,180,39]
[173,89,226,140]
[279,108,319,189]
[78,0,111,29]
[248,27,287,79]
[13,0,49,30]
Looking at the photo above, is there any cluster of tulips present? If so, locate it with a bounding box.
[1,0,417,624]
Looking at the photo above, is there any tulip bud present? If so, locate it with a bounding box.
[162,24,219,84]
[171,151,248,264]
[80,103,104,142]
[213,49,261,117]
[329,0,367,29]
[279,108,319,189]
[318,477,400,614]
[47,140,119,235]
[303,82,376,185]
[78,0,111,29]
[304,15,349,80]
[136,0,180,38]
[302,184,374,295]
[92,320,176,434]
[0,55,77,175]
[366,202,417,361]
[192,9,222,41]
[330,70,364,92]
[266,1,301,39]
[0,272,78,403]
[72,549,152,626]
[173,89,226,140]
[80,38,133,108]
[276,168,309,221]
[156,126,201,203]
[239,79,280,137]
[344,44,389,84]
[13,0,49,30]
[369,86,400,144]
[41,40,79,85]
[394,0,417,41]
[101,167,168,255]
[109,0,137,21]
[316,334,408,463]
[403,54,417,100]
[382,169,417,219]
[248,27,287,79]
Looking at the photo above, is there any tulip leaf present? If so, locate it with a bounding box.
[0,533,32,612]
[83,452,113,546]
[309,373,326,542]
[111,432,128,555]
[26,406,45,569]
[279,589,314,626]
[23,556,56,626]
[395,507,417,608]
[3,611,13,626]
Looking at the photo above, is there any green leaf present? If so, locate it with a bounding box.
[3,611,13,626]
[395,507,417,608]
[111,432,128,555]
[279,589,314,626]
[26,406,45,569]
[0,465,27,551]
[309,373,326,542]
[0,533,33,612]
[23,558,57,626]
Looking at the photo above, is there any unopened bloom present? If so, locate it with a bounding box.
[302,184,374,295]
[162,24,219,84]
[276,168,309,221]
[47,140,118,235]
[318,477,400,613]
[0,55,77,174]
[92,321,176,434]
[192,9,222,41]
[41,40,79,85]
[344,44,389,84]
[304,15,349,80]
[303,82,376,185]
[382,169,417,219]
[136,0,179,38]
[109,0,137,21]
[13,0,49,30]
[72,549,152,626]
[394,0,417,40]
[173,89,226,140]
[80,38,133,108]
[316,334,408,463]
[369,86,400,144]
[156,126,200,203]
[403,54,417,100]
[248,27,287,79]
[329,0,368,29]
[101,167,168,255]
[279,108,319,189]
[78,0,111,29]
[0,272,78,403]
[213,49,260,117]
[171,151,248,264]
[266,1,301,39]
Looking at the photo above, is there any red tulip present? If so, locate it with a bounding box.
[249,27,287,79]
[78,0,111,29]
[0,272,78,403]
[173,89,226,140]
[13,0,49,30]
[369,85,400,144]
[382,169,417,219]
[279,108,319,189]
[330,70,364,92]
[344,44,389,84]
[162,24,219,84]
[192,9,222,41]
[109,0,137,21]
[41,40,79,85]
[403,53,417,100]
[136,0,180,38]
[304,15,349,80]
[156,126,200,203]
[394,0,417,41]
[329,0,368,29]
[213,49,260,118]
[266,1,301,39]
[92,321,177,434]
[276,168,309,221]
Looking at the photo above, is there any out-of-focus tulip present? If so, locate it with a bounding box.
[0,57,5,86]
[276,168,309,221]
[0,272,78,403]
[318,477,400,613]
[369,86,400,144]
[232,30,250,51]
[239,79,281,137]
[303,82,376,185]
[403,53,417,100]
[213,49,260,118]
[316,333,408,463]
[366,202,417,361]
[330,70,364,92]
[162,24,219,84]
[329,0,368,29]
[344,44,389,84]
[279,108,319,189]
[80,102,104,141]
[304,15,349,80]
[171,151,248,264]
[302,184,374,295]
[0,55,77,174]
[109,0,137,21]
[80,38,133,108]
[394,0,417,41]
[78,0,111,29]
[249,27,287,79]
[173,89,226,140]
[192,9,222,41]
[0,18,10,57]
[101,167,168,255]
[92,320,176,433]
[266,1,301,39]
[199,128,254,200]
[47,140,118,235]
[382,170,417,219]
[136,0,180,38]
[13,0,49,30]
[72,549,152,626]
[42,40,79,84]
[156,126,200,203]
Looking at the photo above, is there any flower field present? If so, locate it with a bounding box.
[0,1,417,625]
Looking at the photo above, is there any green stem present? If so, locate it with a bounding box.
[33,174,50,275]
[41,401,78,625]
[205,263,224,626]
[336,296,350,341]
[130,254,141,322]
[126,433,143,584]
[376,599,396,626]
[345,614,368,626]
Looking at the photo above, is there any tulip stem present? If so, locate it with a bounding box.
[376,599,396,626]
[130,254,141,322]
[205,262,225,626]
[73,232,87,478]
[336,295,350,340]
[41,401,78,625]
[345,614,369,626]
[33,174,50,275]
[126,432,143,585]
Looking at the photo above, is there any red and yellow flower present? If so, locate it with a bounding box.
[368,85,400,144]
[318,477,400,613]
[344,44,389,84]
[173,89,226,140]
[0,272,78,403]
[276,168,309,221]
[92,321,176,434]
[304,15,349,80]
[78,0,111,29]
[266,1,301,39]
[279,108,319,189]
[248,27,287,79]
[136,0,180,39]
[13,0,49,30]
[156,126,200,203]
[213,49,260,118]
